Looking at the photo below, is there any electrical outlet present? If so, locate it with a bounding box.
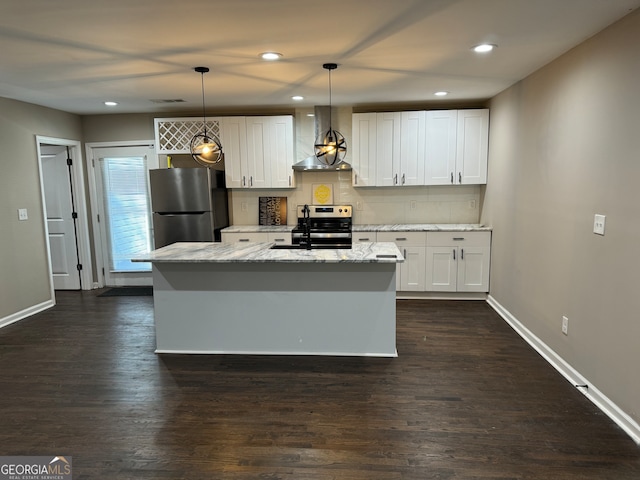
[562,316,569,335]
[241,202,248,212]
[469,199,477,209]
[356,201,363,211]
[593,214,606,235]
[18,208,28,221]
[410,200,417,210]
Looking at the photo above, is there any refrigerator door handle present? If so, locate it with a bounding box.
[155,212,207,216]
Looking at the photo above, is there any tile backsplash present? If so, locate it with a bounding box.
[229,171,481,225]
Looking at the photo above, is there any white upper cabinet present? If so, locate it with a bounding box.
[456,109,489,185]
[375,111,424,187]
[376,112,401,186]
[425,109,489,185]
[400,111,426,186]
[221,116,248,188]
[351,113,377,187]
[268,115,295,188]
[225,115,295,189]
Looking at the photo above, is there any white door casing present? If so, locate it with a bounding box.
[36,136,92,293]
[86,142,158,287]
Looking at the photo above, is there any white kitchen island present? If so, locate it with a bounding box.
[133,242,403,357]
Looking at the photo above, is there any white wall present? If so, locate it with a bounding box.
[483,9,640,427]
[0,98,82,319]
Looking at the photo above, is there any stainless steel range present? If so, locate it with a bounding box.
[292,204,352,249]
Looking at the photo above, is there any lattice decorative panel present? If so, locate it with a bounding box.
[154,118,221,154]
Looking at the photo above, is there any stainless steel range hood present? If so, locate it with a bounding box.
[292,106,351,171]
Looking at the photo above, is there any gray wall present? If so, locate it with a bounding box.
[0,97,82,318]
[483,9,640,425]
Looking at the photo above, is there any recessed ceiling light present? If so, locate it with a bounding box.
[473,43,496,53]
[434,91,449,97]
[292,95,304,101]
[104,101,118,106]
[260,52,282,61]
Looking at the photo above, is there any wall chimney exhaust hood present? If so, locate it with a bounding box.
[292,106,352,171]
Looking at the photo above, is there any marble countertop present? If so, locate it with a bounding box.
[133,242,404,264]
[221,224,490,233]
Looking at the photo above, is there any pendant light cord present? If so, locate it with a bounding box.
[200,71,207,137]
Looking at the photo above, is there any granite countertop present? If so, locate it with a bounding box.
[353,224,491,232]
[222,225,294,233]
[133,242,404,264]
[221,224,490,233]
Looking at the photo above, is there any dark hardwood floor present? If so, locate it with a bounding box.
[0,292,638,479]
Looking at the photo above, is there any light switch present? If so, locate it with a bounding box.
[18,208,28,221]
[593,214,606,235]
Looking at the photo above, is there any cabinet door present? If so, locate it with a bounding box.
[245,117,271,188]
[221,117,247,188]
[352,231,377,243]
[399,246,426,291]
[456,109,489,185]
[456,246,490,292]
[400,111,425,185]
[376,112,401,186]
[269,116,295,189]
[425,110,457,185]
[425,246,457,292]
[351,113,377,187]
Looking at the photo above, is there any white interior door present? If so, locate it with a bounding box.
[41,146,81,290]
[92,145,158,286]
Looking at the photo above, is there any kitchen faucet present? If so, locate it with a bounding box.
[302,204,311,249]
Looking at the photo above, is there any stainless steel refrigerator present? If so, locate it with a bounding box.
[149,168,229,248]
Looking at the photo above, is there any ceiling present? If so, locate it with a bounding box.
[1,0,638,115]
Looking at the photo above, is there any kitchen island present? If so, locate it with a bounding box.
[133,242,403,357]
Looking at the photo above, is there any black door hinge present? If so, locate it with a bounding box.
[72,212,78,219]
[67,158,73,166]
[77,264,83,271]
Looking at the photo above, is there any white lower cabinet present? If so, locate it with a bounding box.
[352,231,377,243]
[425,232,491,292]
[377,232,426,291]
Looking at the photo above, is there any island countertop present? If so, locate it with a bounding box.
[133,241,404,264]
[221,223,491,233]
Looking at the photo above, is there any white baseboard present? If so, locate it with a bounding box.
[0,299,55,330]
[487,295,640,445]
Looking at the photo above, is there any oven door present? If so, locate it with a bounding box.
[291,229,352,248]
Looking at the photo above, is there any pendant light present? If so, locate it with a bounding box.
[190,66,223,166]
[314,63,347,166]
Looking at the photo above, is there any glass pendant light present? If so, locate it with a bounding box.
[190,66,223,166]
[314,63,347,166]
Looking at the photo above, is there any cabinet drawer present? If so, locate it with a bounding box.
[426,231,490,247]
[353,232,377,242]
[222,232,269,243]
[267,232,292,245]
[378,231,427,246]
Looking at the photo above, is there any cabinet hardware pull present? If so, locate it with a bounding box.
[461,248,464,260]
[250,176,253,187]
[242,175,246,186]
[402,173,405,185]
[396,237,407,241]
[288,175,291,186]
[450,172,454,184]
[404,248,407,257]
[453,237,465,241]
[459,172,462,184]
[239,238,250,242]
[359,237,370,241]
[394,173,398,185]
[274,238,284,242]
[354,174,358,185]
[453,249,456,260]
